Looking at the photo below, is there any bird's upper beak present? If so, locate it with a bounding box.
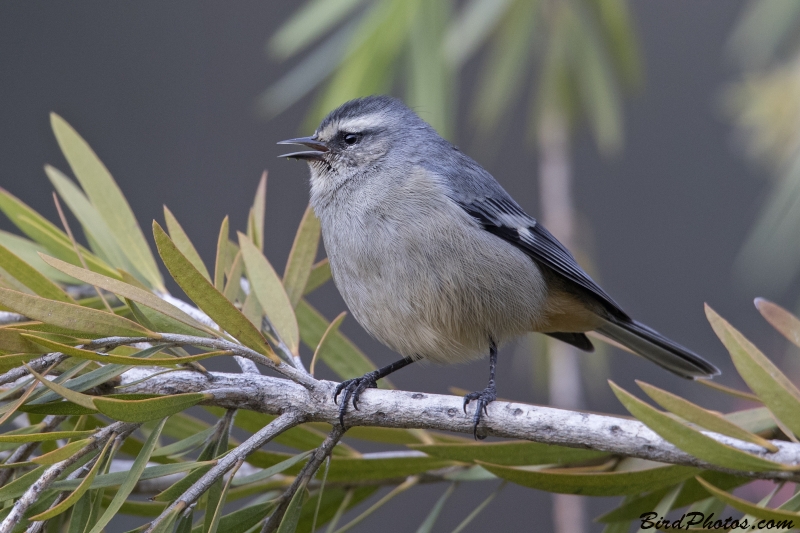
[277,136,329,161]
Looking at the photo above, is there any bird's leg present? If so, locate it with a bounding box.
[463,339,498,440]
[334,356,415,427]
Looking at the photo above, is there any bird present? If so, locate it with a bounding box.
[278,95,719,438]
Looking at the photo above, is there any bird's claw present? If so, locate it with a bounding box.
[463,387,497,440]
[334,371,379,427]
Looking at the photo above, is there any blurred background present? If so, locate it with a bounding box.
[2,1,799,531]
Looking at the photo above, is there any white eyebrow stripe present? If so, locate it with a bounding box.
[337,114,385,132]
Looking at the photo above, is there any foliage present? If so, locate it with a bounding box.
[0,117,799,532]
[261,0,641,152]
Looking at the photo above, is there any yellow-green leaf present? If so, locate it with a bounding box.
[249,172,267,252]
[0,430,95,443]
[697,477,800,523]
[637,381,778,452]
[32,438,92,465]
[311,311,346,376]
[40,254,213,336]
[478,461,698,496]
[283,205,321,308]
[0,242,73,303]
[164,206,211,282]
[706,304,800,438]
[30,437,113,520]
[304,258,331,295]
[50,113,164,290]
[24,336,226,367]
[238,232,299,356]
[0,288,155,338]
[93,393,210,422]
[26,364,98,410]
[756,297,800,349]
[153,222,278,363]
[214,216,231,291]
[610,381,793,472]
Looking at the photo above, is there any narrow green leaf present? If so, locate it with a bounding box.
[25,336,223,367]
[0,188,118,279]
[30,437,113,520]
[148,506,181,533]
[756,297,800,349]
[41,254,213,336]
[233,451,313,486]
[0,465,46,501]
[610,380,793,472]
[0,229,77,284]
[0,242,73,303]
[283,205,321,308]
[0,287,155,338]
[412,441,608,466]
[250,172,267,251]
[637,381,778,452]
[153,222,278,363]
[50,461,212,493]
[634,483,682,533]
[416,482,457,533]
[45,164,142,280]
[67,490,93,533]
[706,304,800,438]
[214,216,231,291]
[164,206,211,282]
[311,311,346,376]
[296,299,378,381]
[0,430,94,443]
[151,424,217,458]
[93,393,209,423]
[50,113,164,290]
[26,365,98,410]
[87,418,167,533]
[449,482,503,533]
[269,0,365,58]
[304,259,331,295]
[697,477,800,523]
[277,484,307,533]
[238,233,299,356]
[32,438,92,465]
[223,251,245,303]
[152,464,214,502]
[20,401,96,416]
[477,461,698,496]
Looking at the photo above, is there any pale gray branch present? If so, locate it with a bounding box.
[117,367,800,482]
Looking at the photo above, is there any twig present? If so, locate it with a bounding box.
[143,410,305,533]
[0,353,67,387]
[261,425,345,533]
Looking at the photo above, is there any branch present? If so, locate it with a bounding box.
[117,367,800,482]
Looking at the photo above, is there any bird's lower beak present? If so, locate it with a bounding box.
[277,136,329,161]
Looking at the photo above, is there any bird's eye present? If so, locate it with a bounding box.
[343,133,360,145]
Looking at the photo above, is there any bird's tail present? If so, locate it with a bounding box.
[597,317,719,379]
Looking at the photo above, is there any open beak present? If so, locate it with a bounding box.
[277,136,329,161]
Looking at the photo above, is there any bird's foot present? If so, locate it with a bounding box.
[463,386,497,440]
[333,370,380,427]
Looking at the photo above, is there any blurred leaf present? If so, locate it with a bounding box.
[249,172,267,252]
[0,430,94,443]
[756,297,800,349]
[42,254,213,336]
[303,259,331,295]
[238,232,299,356]
[443,0,514,67]
[0,188,118,278]
[611,381,792,472]
[269,0,366,59]
[597,470,749,523]
[415,482,457,533]
[0,242,73,303]
[30,437,113,521]
[0,288,154,338]
[322,455,451,482]
[50,113,164,290]
[477,461,698,496]
[0,328,50,354]
[320,424,426,445]
[0,230,76,284]
[729,0,800,69]
[412,441,609,466]
[296,299,379,380]
[93,393,209,423]
[697,477,800,523]
[726,406,779,435]
[283,205,321,308]
[87,418,167,533]
[637,380,778,452]
[51,461,213,493]
[214,216,231,291]
[164,206,211,282]
[450,482,502,533]
[153,222,278,363]
[707,304,800,438]
[151,424,217,458]
[45,164,142,281]
[233,451,312,487]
